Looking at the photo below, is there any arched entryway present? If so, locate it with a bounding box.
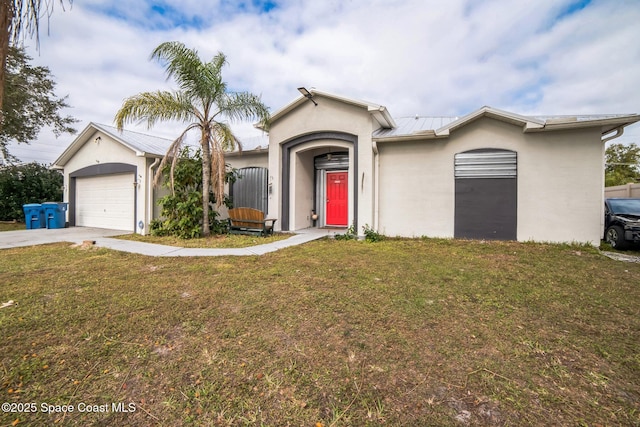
[280,132,358,231]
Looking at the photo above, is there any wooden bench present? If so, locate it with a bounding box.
[227,207,277,236]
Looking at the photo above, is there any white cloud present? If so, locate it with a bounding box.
[7,0,640,164]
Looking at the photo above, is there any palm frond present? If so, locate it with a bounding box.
[151,42,228,109]
[11,0,71,49]
[218,91,270,127]
[208,124,238,207]
[151,42,201,85]
[152,123,199,191]
[209,121,238,152]
[114,91,195,130]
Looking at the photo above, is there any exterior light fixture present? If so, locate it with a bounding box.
[297,87,318,106]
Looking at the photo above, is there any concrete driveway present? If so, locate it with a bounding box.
[0,226,338,256]
[0,227,131,250]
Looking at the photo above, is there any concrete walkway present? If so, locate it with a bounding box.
[0,227,342,256]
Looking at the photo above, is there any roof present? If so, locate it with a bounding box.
[373,106,640,142]
[54,105,640,164]
[53,122,174,166]
[93,123,174,156]
[373,116,459,138]
[262,89,396,130]
[236,134,269,152]
[54,122,271,166]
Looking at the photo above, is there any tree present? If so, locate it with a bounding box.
[0,0,72,132]
[0,45,77,161]
[150,147,236,238]
[0,161,62,221]
[115,41,270,236]
[605,143,640,187]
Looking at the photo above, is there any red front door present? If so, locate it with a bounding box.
[326,171,348,226]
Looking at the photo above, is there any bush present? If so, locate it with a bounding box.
[151,148,234,239]
[334,224,384,242]
[334,223,357,240]
[0,162,62,221]
[363,224,384,242]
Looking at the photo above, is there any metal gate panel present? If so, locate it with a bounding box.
[314,153,349,170]
[232,167,268,213]
[454,149,517,240]
[455,150,517,179]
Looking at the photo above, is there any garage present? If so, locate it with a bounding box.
[75,173,135,231]
[54,124,173,235]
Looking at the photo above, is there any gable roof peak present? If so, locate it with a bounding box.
[264,88,396,130]
[53,122,174,167]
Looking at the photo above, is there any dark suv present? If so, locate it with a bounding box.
[604,198,640,250]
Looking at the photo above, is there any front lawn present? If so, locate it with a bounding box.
[0,222,24,232]
[115,232,291,248]
[1,238,638,426]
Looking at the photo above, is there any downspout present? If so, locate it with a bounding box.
[600,126,625,238]
[147,158,161,234]
[601,126,624,144]
[372,140,380,231]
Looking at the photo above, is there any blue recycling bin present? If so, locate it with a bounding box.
[23,203,45,229]
[42,202,68,229]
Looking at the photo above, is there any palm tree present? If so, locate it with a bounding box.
[115,41,270,236]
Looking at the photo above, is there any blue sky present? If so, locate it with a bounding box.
[6,0,640,164]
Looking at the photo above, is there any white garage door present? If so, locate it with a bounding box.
[76,174,135,231]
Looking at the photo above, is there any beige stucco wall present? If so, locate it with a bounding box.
[268,95,378,232]
[61,129,153,234]
[377,138,453,238]
[377,117,605,245]
[225,150,269,170]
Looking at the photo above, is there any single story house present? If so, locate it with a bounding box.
[54,90,640,245]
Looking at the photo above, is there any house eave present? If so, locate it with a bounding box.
[259,88,395,130]
[368,105,396,129]
[53,122,102,167]
[226,148,269,157]
[374,130,447,143]
[526,115,640,135]
[436,106,546,136]
[372,110,640,143]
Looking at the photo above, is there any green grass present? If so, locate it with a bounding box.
[114,232,291,248]
[1,238,639,426]
[0,222,24,232]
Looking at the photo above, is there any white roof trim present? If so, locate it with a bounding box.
[53,123,173,167]
[261,88,395,130]
[434,106,545,137]
[374,106,640,142]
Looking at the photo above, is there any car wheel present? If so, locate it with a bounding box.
[606,225,630,250]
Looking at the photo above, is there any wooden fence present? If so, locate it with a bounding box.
[605,183,640,198]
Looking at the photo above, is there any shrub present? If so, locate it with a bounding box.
[0,162,62,221]
[334,223,357,240]
[363,224,384,242]
[151,148,234,239]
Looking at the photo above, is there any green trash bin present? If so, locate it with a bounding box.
[42,202,68,229]
[23,203,45,229]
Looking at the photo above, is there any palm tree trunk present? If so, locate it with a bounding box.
[201,128,211,236]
